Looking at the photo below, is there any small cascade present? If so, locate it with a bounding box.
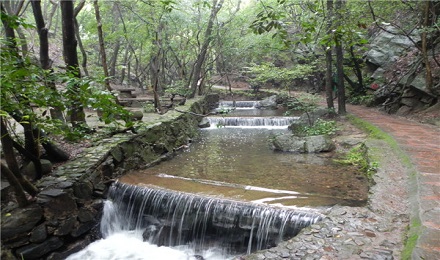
[206,116,297,128]
[103,182,323,256]
[218,101,259,108]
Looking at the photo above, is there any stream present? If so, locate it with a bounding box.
[68,101,367,259]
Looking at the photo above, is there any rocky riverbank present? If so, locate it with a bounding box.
[237,122,411,259]
[1,95,219,260]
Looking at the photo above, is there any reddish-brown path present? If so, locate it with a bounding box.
[347,104,440,259]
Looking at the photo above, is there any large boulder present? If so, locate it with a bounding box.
[289,108,335,135]
[22,159,53,180]
[255,95,278,109]
[366,25,419,69]
[1,204,43,240]
[272,134,335,153]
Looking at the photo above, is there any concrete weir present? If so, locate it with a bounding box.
[1,95,219,260]
[103,182,323,255]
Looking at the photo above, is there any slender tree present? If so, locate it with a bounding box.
[334,0,346,114]
[421,1,435,94]
[94,0,113,92]
[188,0,224,98]
[31,0,65,122]
[325,0,334,109]
[60,0,87,128]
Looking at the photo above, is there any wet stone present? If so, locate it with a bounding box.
[30,224,47,243]
[71,221,95,237]
[56,181,73,189]
[263,251,278,259]
[364,229,376,237]
[354,238,366,246]
[78,208,95,223]
[16,236,63,260]
[40,189,65,197]
[54,217,76,236]
[278,249,290,258]
[1,204,43,240]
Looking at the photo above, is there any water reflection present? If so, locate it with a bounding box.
[122,127,367,207]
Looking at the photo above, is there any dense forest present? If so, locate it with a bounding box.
[1,0,439,206]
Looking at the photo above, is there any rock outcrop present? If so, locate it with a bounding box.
[365,25,439,115]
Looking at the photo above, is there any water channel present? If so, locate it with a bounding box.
[68,101,367,260]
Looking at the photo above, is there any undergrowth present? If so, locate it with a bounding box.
[299,119,338,136]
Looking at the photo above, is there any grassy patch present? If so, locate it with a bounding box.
[334,143,377,180]
[347,115,386,140]
[401,219,422,260]
[294,119,338,136]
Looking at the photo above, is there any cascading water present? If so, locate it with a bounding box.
[218,101,259,108]
[69,182,322,259]
[67,100,365,259]
[206,116,297,128]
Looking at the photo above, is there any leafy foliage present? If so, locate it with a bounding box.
[244,62,315,91]
[1,37,132,140]
[334,143,377,178]
[295,119,338,137]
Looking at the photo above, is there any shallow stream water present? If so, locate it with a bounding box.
[68,102,368,259]
[121,106,367,208]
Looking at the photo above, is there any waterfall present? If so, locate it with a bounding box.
[100,182,323,256]
[218,101,259,108]
[206,116,297,128]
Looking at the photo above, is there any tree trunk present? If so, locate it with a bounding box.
[109,39,120,77]
[421,1,434,94]
[73,0,88,76]
[325,0,334,109]
[349,45,365,95]
[74,18,89,76]
[94,0,114,93]
[1,4,41,160]
[2,0,28,57]
[45,0,58,33]
[335,0,346,115]
[0,117,39,198]
[1,163,29,207]
[60,0,87,127]
[188,0,224,98]
[31,0,65,122]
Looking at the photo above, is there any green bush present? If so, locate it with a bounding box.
[299,119,338,136]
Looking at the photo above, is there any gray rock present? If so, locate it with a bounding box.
[73,181,93,200]
[40,188,65,197]
[272,134,335,153]
[131,110,144,121]
[16,236,63,260]
[22,159,53,180]
[30,224,47,243]
[198,118,211,128]
[1,204,43,240]
[78,208,95,223]
[366,25,418,68]
[71,221,95,237]
[40,193,77,218]
[256,95,278,109]
[54,217,76,236]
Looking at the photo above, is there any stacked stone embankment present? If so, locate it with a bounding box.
[1,95,219,260]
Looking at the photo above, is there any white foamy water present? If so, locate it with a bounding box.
[67,200,235,260]
[67,231,231,260]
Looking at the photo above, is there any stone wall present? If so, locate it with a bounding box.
[0,95,219,260]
